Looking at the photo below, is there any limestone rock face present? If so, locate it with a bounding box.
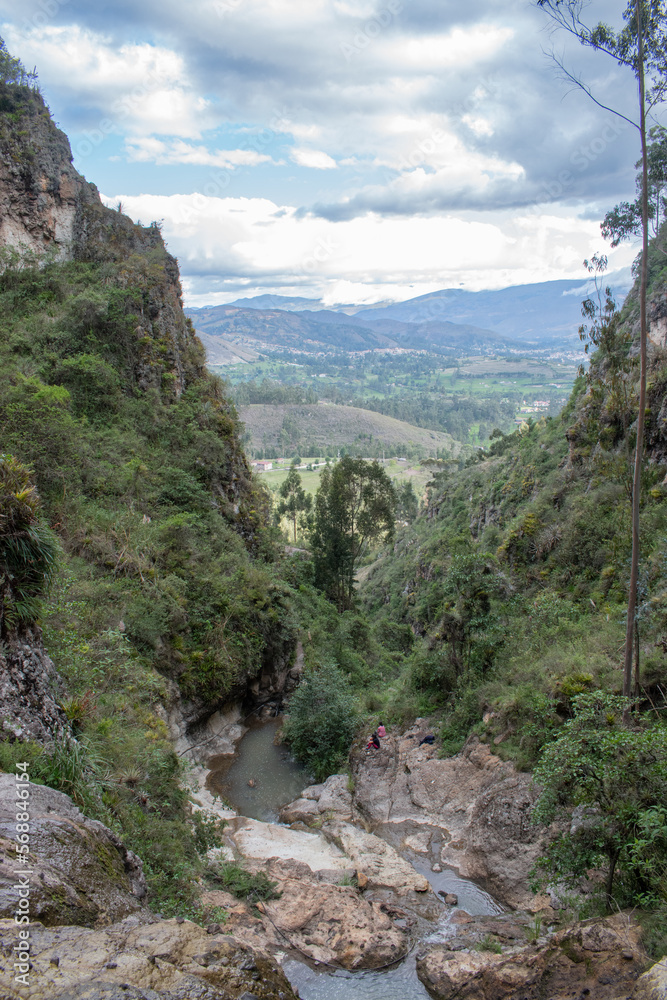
[351,730,545,908]
[416,912,646,1000]
[0,914,298,1000]
[0,628,67,742]
[0,777,146,927]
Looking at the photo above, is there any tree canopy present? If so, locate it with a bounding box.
[531,693,667,911]
[276,464,312,542]
[312,456,396,610]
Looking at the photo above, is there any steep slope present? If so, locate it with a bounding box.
[361,232,667,760]
[0,75,296,916]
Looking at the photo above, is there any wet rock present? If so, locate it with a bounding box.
[0,915,297,1000]
[416,912,647,1000]
[0,777,146,927]
[277,797,319,825]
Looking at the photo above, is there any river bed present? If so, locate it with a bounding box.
[207,718,502,1000]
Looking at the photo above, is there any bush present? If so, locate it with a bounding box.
[208,862,281,902]
[283,660,360,780]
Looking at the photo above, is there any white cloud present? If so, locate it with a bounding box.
[383,25,514,70]
[290,148,337,169]
[101,190,636,306]
[125,137,276,168]
[1,23,214,138]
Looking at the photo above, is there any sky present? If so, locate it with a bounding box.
[0,0,652,307]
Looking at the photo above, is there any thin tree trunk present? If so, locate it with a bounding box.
[606,848,619,913]
[624,0,649,705]
[634,619,641,697]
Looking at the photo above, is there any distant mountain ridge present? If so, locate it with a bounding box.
[185,302,516,356]
[195,272,633,351]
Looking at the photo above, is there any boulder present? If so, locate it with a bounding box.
[0,914,297,1000]
[351,732,546,908]
[329,822,430,894]
[0,776,146,927]
[279,773,357,825]
[631,958,667,999]
[206,857,409,970]
[416,912,647,1000]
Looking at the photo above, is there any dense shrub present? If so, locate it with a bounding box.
[283,661,360,780]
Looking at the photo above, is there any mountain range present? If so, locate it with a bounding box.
[186,272,632,359]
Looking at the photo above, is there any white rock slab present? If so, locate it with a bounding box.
[232,817,349,872]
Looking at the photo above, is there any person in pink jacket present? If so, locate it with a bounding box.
[377,722,386,738]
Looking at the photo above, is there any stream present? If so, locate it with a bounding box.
[207,718,502,1000]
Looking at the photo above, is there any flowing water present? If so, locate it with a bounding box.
[209,718,503,1000]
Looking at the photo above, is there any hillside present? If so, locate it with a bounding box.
[186,302,516,357]
[238,401,466,458]
[0,75,296,916]
[223,274,632,347]
[358,224,667,756]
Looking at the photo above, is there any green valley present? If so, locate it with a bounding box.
[2,34,667,1000]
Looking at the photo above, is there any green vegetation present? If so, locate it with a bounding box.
[282,660,360,780]
[531,693,667,913]
[228,352,577,458]
[208,861,282,903]
[276,464,312,542]
[2,56,667,943]
[312,456,396,610]
[0,454,58,637]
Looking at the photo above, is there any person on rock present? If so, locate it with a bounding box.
[419,733,435,746]
[367,732,380,750]
[377,721,386,738]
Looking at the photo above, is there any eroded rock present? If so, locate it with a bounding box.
[0,914,297,1000]
[0,777,146,928]
[416,912,647,1000]
[0,629,67,742]
[351,730,546,908]
[203,857,409,970]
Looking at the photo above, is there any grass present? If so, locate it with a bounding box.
[238,402,464,459]
[208,861,282,903]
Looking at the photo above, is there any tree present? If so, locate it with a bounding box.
[0,454,58,637]
[395,479,419,522]
[312,455,396,610]
[0,38,38,88]
[531,693,667,911]
[276,463,312,543]
[602,124,667,243]
[535,0,667,702]
[282,661,360,780]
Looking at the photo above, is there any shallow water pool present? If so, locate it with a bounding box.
[207,716,312,822]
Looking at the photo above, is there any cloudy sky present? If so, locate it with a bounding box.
[0,0,651,306]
